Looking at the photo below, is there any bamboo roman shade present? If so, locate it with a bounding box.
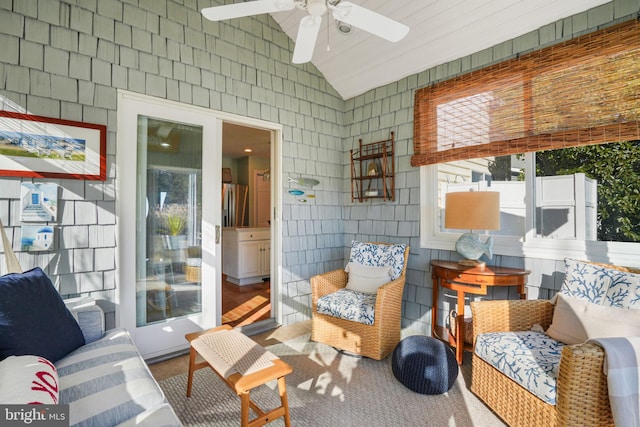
[412,20,640,167]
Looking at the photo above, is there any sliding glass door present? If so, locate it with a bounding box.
[118,92,221,359]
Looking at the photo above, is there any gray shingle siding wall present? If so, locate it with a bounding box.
[342,0,639,335]
[0,0,344,329]
[0,0,636,332]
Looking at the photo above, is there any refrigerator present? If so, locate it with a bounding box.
[222,183,248,227]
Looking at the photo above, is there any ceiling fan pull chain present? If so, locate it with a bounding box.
[201,0,409,65]
[326,10,331,51]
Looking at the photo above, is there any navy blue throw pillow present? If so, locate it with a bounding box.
[0,267,85,362]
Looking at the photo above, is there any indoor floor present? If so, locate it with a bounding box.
[222,275,270,327]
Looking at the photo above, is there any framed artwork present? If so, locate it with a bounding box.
[0,111,107,180]
[222,168,232,183]
[21,225,54,251]
[20,182,58,222]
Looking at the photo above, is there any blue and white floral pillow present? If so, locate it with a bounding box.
[603,266,640,309]
[560,258,640,309]
[560,259,613,304]
[349,241,407,280]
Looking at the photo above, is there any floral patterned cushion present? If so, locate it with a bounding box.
[475,331,564,405]
[561,258,640,309]
[316,289,376,325]
[560,259,612,304]
[349,241,407,280]
[603,268,640,309]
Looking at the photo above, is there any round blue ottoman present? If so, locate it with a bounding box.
[392,335,458,394]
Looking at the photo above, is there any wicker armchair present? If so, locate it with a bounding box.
[470,299,613,427]
[311,244,409,360]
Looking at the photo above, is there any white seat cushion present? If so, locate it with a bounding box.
[345,262,392,293]
[546,293,640,345]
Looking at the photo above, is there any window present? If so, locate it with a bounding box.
[415,20,640,265]
[412,20,640,169]
[421,141,640,264]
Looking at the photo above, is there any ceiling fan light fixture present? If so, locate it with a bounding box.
[203,0,409,65]
[335,19,352,35]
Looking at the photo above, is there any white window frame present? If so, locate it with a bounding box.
[419,153,640,267]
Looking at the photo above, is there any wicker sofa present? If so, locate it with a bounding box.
[470,299,611,427]
[311,241,409,360]
[469,258,640,427]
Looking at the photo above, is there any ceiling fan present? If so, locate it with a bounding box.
[201,0,409,64]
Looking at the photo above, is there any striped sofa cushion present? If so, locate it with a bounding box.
[115,403,182,427]
[55,329,167,427]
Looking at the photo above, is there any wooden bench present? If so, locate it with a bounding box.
[185,325,292,427]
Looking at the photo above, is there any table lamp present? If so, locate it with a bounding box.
[445,191,500,267]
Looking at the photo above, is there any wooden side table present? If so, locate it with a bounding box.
[430,260,530,365]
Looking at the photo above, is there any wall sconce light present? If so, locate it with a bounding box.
[445,191,500,267]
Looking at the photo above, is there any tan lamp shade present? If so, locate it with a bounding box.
[445,191,500,231]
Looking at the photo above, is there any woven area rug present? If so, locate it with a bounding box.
[159,332,505,427]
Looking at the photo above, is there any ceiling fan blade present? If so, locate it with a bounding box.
[331,1,409,42]
[201,0,295,22]
[292,15,321,64]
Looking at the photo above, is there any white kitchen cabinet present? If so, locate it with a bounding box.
[222,227,270,285]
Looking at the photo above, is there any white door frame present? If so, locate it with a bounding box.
[116,90,283,359]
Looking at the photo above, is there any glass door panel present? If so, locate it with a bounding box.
[135,117,204,327]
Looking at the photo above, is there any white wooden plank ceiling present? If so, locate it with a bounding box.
[269,0,612,99]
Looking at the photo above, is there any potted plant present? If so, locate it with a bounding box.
[166,212,186,236]
[161,204,187,249]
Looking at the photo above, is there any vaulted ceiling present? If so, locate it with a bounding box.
[222,0,612,157]
[270,0,612,100]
